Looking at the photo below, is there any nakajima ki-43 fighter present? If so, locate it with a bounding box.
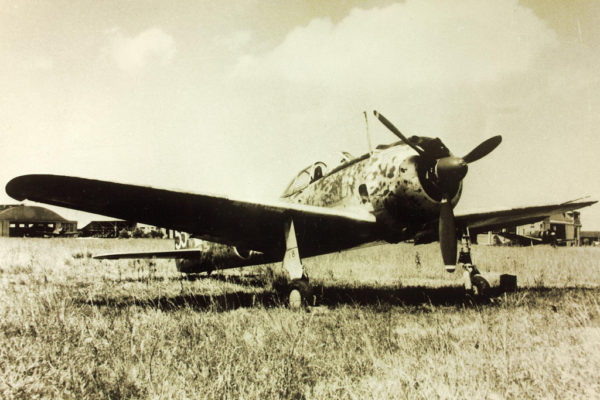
[6,111,597,306]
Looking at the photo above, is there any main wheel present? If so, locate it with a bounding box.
[288,279,313,308]
[471,274,491,298]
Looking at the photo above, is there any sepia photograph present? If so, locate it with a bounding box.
[1,1,599,398]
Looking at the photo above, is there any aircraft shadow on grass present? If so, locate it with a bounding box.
[104,273,269,286]
[80,287,466,312]
[81,273,600,312]
[96,272,470,309]
[77,280,517,312]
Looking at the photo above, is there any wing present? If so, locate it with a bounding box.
[455,200,597,233]
[6,174,378,257]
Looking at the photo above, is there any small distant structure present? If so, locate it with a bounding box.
[581,231,600,246]
[0,204,18,212]
[0,204,77,237]
[79,220,136,238]
[135,223,167,238]
[79,221,166,238]
[480,211,583,246]
[518,211,582,246]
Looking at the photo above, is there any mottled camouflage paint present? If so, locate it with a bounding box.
[283,144,460,233]
[285,157,368,209]
[175,142,461,272]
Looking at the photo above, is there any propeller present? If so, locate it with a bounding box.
[462,135,503,164]
[373,111,426,157]
[373,110,502,270]
[439,198,456,269]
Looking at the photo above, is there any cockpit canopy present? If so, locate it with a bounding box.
[281,151,361,197]
[281,161,328,197]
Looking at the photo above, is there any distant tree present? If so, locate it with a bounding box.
[132,228,145,238]
[118,229,131,239]
[150,229,164,239]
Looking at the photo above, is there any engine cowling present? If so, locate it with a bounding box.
[364,149,461,239]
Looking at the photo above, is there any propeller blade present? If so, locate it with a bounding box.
[373,110,425,156]
[462,135,502,164]
[439,197,457,271]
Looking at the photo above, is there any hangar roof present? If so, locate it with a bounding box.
[0,205,72,222]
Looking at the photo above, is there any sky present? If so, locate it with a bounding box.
[1,0,599,229]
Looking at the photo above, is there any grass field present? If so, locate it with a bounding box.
[1,238,599,399]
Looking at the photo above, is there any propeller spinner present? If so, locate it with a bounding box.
[373,110,502,270]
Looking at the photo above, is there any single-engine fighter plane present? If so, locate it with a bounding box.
[5,111,597,306]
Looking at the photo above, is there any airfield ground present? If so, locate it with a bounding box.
[0,238,599,399]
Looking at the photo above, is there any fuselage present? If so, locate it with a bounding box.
[281,142,461,241]
[177,140,462,273]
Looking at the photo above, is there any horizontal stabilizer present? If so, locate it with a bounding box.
[94,249,203,260]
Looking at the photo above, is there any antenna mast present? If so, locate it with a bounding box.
[363,111,373,154]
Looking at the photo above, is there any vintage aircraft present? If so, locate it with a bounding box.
[5,111,597,306]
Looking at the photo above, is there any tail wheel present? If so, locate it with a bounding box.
[288,279,313,309]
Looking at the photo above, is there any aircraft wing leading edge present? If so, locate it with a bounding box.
[6,174,378,258]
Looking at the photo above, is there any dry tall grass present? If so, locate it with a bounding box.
[1,238,599,399]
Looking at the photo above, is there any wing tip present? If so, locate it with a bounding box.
[6,174,60,201]
[5,175,31,201]
[564,199,598,209]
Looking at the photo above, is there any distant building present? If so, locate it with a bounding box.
[0,205,77,237]
[135,223,167,238]
[517,211,582,245]
[480,211,583,246]
[79,220,136,238]
[0,204,19,213]
[79,221,168,238]
[581,231,600,246]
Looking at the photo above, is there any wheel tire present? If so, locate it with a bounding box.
[471,274,491,298]
[288,279,313,308]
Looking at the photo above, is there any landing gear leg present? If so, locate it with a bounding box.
[281,219,313,308]
[458,229,490,298]
[459,229,517,298]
